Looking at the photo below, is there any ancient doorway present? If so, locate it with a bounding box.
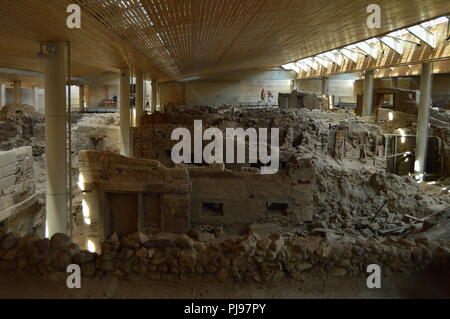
[108,193,139,236]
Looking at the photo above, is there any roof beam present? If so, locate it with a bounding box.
[385,35,420,45]
[407,25,435,48]
[295,62,309,72]
[338,49,358,62]
[313,56,329,68]
[322,51,342,65]
[447,16,450,40]
[355,41,378,59]
[380,36,403,54]
[344,47,368,56]
[281,63,300,73]
[302,58,319,70]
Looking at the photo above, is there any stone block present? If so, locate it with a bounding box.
[248,223,282,239]
[0,163,15,179]
[377,108,394,122]
[0,194,15,212]
[0,150,16,169]
[14,147,31,161]
[0,175,15,192]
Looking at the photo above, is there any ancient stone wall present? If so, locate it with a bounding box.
[77,151,191,250]
[278,92,327,110]
[133,123,182,168]
[189,164,315,226]
[77,149,316,243]
[0,104,45,153]
[1,231,449,283]
[0,147,41,235]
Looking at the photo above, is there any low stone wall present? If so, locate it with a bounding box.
[1,231,449,282]
[0,147,40,235]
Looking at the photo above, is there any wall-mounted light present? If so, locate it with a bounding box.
[87,240,96,253]
[82,199,91,226]
[78,173,93,193]
[77,173,85,191]
[397,128,406,143]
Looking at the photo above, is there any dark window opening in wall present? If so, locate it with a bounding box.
[266,202,289,216]
[89,136,105,150]
[296,95,304,108]
[382,93,395,108]
[201,203,224,217]
[293,134,303,148]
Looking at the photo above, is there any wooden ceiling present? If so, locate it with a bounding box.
[0,0,449,81]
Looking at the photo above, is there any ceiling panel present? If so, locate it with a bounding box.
[0,0,448,80]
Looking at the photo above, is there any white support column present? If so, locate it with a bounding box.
[120,68,131,156]
[32,86,39,110]
[79,85,85,112]
[85,85,90,109]
[295,79,301,91]
[151,79,158,112]
[362,70,374,116]
[321,77,329,95]
[144,73,150,111]
[0,84,5,107]
[159,83,163,112]
[44,42,68,236]
[13,80,21,104]
[135,71,144,127]
[414,62,433,182]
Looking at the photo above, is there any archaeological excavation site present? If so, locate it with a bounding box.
[0,0,450,302]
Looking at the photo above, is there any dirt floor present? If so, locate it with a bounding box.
[1,271,449,299]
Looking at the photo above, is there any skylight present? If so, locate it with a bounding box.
[281,16,449,74]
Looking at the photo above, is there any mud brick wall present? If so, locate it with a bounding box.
[189,165,315,226]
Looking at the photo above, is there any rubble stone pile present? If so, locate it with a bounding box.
[137,106,450,240]
[0,104,44,154]
[312,167,450,239]
[1,231,449,282]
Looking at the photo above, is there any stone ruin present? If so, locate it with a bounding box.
[1,229,450,283]
[278,91,328,110]
[0,146,42,236]
[1,101,450,286]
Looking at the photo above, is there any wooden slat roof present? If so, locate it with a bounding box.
[0,0,448,80]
